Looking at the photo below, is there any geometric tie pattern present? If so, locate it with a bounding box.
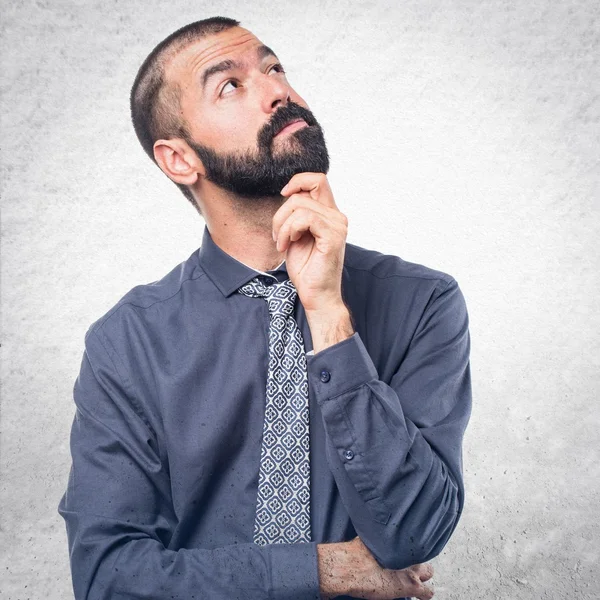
[237,276,311,545]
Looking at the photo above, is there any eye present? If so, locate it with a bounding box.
[269,63,286,75]
[220,79,239,96]
[219,64,287,97]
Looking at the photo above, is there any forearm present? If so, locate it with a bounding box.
[317,537,436,600]
[59,331,321,600]
[306,303,355,355]
[306,279,472,570]
[317,541,363,600]
[320,385,463,569]
[60,507,320,600]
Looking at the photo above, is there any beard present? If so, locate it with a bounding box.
[185,101,330,199]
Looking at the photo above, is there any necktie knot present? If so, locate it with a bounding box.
[238,277,297,319]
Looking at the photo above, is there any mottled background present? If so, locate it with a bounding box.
[1,0,598,598]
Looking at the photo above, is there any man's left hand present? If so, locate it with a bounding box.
[273,172,348,315]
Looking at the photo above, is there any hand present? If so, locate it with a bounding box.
[273,173,348,314]
[318,537,435,600]
[348,537,434,600]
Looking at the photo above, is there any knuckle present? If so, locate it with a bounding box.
[408,571,421,586]
[296,206,310,220]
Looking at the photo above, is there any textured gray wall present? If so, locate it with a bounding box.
[1,1,598,598]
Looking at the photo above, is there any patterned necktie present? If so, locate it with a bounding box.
[237,275,311,545]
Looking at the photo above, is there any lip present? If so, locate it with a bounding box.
[275,119,308,137]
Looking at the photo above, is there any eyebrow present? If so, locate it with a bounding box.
[200,44,279,92]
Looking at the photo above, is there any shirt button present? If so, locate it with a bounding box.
[344,449,354,460]
[319,369,331,383]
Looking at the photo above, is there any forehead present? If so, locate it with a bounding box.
[166,27,269,88]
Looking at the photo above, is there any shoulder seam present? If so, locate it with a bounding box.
[90,271,207,334]
[345,263,453,283]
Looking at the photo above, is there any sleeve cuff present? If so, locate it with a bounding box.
[306,332,379,403]
[267,540,320,599]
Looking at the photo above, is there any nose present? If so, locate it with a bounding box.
[259,72,291,113]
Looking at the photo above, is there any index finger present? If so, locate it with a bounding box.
[280,172,335,207]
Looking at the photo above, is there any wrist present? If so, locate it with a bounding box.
[316,541,360,599]
[306,304,355,355]
[304,299,348,322]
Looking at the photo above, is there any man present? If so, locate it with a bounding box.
[58,16,472,600]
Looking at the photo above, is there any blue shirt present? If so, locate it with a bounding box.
[58,224,472,599]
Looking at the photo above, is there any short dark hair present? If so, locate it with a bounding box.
[130,17,241,215]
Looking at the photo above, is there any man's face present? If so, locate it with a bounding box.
[167,26,329,198]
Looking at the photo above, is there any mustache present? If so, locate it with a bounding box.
[258,101,319,147]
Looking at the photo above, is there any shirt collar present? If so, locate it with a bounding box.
[197,224,288,297]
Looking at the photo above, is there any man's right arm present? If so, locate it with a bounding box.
[58,327,433,600]
[57,327,320,599]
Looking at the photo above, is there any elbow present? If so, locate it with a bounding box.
[70,552,119,600]
[359,454,466,570]
[373,486,463,571]
[59,514,121,600]
[377,508,461,570]
[418,506,462,565]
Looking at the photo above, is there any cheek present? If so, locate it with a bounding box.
[189,115,254,152]
[185,96,263,152]
[223,125,260,153]
[215,117,263,152]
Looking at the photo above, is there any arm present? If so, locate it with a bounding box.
[57,327,320,600]
[306,277,472,571]
[317,538,435,600]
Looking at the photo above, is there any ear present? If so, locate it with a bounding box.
[153,138,205,186]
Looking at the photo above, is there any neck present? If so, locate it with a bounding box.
[200,186,287,273]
